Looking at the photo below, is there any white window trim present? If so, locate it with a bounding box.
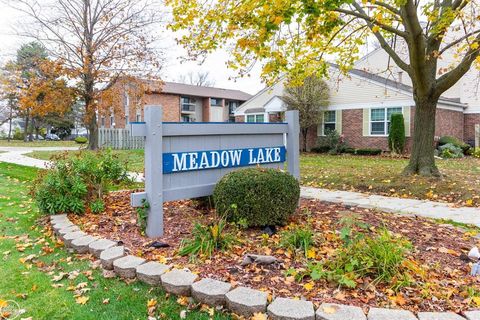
[321,110,336,136]
[245,113,268,123]
[369,107,403,136]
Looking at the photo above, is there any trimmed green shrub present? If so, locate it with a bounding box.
[438,143,464,158]
[213,168,300,227]
[316,130,347,155]
[355,148,382,156]
[74,136,88,144]
[438,136,470,153]
[343,147,356,154]
[32,150,130,215]
[311,145,330,153]
[388,113,406,154]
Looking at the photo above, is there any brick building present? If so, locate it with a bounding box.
[100,81,252,128]
[235,49,480,151]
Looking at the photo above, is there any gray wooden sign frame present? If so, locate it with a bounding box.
[130,105,300,237]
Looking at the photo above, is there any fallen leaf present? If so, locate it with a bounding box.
[75,296,89,305]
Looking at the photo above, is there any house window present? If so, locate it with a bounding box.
[246,114,265,123]
[101,116,105,127]
[370,107,402,135]
[323,111,336,134]
[228,101,239,114]
[181,115,193,122]
[210,98,222,106]
[136,114,141,122]
[110,115,115,127]
[181,96,196,112]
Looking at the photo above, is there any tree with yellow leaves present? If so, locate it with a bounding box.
[168,0,480,176]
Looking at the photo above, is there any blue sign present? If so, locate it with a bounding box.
[163,146,286,174]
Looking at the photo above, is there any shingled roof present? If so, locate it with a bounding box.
[149,81,252,101]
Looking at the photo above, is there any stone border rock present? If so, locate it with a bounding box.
[50,214,480,320]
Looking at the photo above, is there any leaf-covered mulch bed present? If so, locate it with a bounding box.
[70,190,480,313]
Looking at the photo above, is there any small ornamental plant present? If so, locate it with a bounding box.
[178,219,237,260]
[213,167,300,227]
[32,149,130,215]
[388,113,406,154]
[298,215,412,289]
[279,223,315,257]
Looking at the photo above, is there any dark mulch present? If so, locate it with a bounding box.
[70,190,480,313]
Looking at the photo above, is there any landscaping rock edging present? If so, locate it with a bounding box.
[50,214,480,320]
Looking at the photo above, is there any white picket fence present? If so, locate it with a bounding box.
[98,128,144,150]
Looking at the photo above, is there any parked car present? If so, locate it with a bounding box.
[34,135,45,140]
[45,133,60,141]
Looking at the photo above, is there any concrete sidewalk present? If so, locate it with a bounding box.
[0,146,144,182]
[0,146,79,169]
[301,187,480,226]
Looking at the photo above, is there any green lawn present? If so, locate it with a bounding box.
[25,149,480,206]
[0,162,230,320]
[301,153,480,206]
[0,140,78,147]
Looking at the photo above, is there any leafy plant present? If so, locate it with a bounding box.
[303,227,411,288]
[178,219,236,260]
[279,224,315,257]
[388,113,406,154]
[136,199,150,233]
[355,148,382,155]
[32,149,130,215]
[213,167,300,227]
[438,143,464,158]
[338,213,369,246]
[316,130,347,155]
[438,136,470,153]
[90,199,105,213]
[472,148,480,158]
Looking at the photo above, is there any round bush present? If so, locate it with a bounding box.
[213,168,300,227]
[438,135,469,153]
[75,136,88,144]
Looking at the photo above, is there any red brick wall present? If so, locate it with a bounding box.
[105,93,180,128]
[143,93,180,122]
[435,108,464,140]
[465,113,480,145]
[202,98,210,122]
[307,107,465,152]
[269,113,282,123]
[341,109,393,150]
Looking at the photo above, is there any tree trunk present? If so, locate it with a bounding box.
[87,110,99,150]
[7,107,12,142]
[301,128,308,152]
[29,118,35,141]
[23,110,30,142]
[403,98,440,177]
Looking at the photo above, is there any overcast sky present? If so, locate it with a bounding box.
[0,3,264,95]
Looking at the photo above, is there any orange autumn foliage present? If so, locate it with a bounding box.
[17,59,76,117]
